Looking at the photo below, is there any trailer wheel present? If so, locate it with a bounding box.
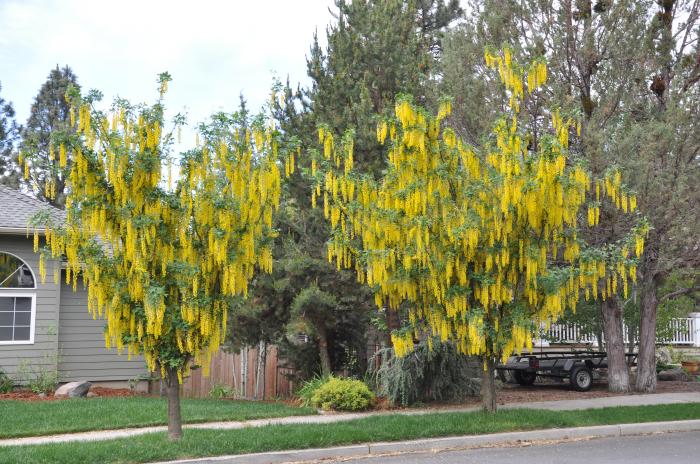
[514,370,537,386]
[570,366,593,392]
[497,369,507,383]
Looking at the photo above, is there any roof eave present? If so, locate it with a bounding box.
[0,227,47,236]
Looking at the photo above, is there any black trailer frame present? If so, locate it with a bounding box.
[496,351,637,392]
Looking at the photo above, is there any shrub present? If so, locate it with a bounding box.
[310,377,374,411]
[208,383,237,399]
[16,359,58,394]
[367,338,480,407]
[0,368,13,393]
[297,374,331,407]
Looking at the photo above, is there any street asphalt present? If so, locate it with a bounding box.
[325,431,700,464]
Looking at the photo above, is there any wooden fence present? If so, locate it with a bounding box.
[182,344,298,399]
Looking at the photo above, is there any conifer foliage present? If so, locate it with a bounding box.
[0,83,20,188]
[315,50,647,411]
[32,75,293,439]
[19,66,80,207]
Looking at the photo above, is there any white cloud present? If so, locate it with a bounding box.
[0,0,334,140]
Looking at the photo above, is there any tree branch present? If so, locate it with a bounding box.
[660,286,700,302]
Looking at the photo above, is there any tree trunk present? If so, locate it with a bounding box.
[317,324,332,376]
[636,268,660,392]
[166,366,182,441]
[386,309,400,347]
[254,340,264,400]
[480,355,497,413]
[602,297,629,392]
[231,352,238,395]
[241,346,248,398]
[261,341,267,400]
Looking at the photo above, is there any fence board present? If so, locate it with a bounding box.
[182,344,297,399]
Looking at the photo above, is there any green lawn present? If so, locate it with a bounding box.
[1,403,699,464]
[0,397,314,438]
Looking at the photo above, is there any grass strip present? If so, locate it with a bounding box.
[0,397,314,439]
[1,403,699,464]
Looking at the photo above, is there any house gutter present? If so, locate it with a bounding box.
[0,227,47,236]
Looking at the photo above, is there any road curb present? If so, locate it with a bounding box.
[154,419,700,464]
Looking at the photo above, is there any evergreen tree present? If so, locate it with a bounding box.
[20,66,80,207]
[230,0,463,378]
[0,82,20,188]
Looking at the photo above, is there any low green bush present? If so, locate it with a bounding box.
[296,374,331,407]
[0,368,14,393]
[208,383,236,399]
[310,377,374,411]
[16,357,59,394]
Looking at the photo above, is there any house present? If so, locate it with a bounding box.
[0,184,149,388]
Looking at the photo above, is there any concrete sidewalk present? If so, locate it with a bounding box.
[1,391,698,447]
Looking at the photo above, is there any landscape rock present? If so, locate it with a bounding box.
[656,347,673,365]
[657,368,688,382]
[86,391,98,398]
[54,381,92,398]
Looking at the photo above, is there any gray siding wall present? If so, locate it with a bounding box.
[0,235,60,379]
[58,277,149,382]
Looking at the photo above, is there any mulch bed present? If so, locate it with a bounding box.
[0,386,143,402]
[493,379,700,405]
[377,379,700,410]
[2,379,698,404]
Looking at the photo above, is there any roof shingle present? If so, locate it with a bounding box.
[0,184,66,233]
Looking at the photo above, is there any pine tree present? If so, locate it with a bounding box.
[0,82,20,188]
[19,66,80,207]
[237,1,464,378]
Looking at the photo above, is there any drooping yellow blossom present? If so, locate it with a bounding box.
[34,79,293,384]
[314,49,645,363]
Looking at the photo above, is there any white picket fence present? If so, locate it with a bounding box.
[540,313,700,347]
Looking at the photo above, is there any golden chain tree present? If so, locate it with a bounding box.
[313,50,647,410]
[30,75,294,438]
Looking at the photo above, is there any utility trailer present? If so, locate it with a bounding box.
[496,351,637,392]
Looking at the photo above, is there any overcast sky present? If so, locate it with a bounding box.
[0,0,335,139]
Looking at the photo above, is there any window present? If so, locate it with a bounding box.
[0,252,35,288]
[0,252,37,345]
[0,295,35,343]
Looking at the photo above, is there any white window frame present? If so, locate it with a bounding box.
[0,251,37,289]
[0,292,37,345]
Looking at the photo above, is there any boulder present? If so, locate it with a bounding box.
[656,347,673,365]
[86,391,98,398]
[55,381,92,398]
[657,368,688,382]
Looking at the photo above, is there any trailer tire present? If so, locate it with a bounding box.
[497,369,507,383]
[514,370,537,386]
[570,366,593,392]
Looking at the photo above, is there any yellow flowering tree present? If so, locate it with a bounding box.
[313,50,647,411]
[33,75,293,439]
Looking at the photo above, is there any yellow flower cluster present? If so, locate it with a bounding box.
[315,49,645,362]
[36,96,290,382]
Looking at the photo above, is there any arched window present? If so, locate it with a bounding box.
[0,252,36,344]
[0,252,36,288]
